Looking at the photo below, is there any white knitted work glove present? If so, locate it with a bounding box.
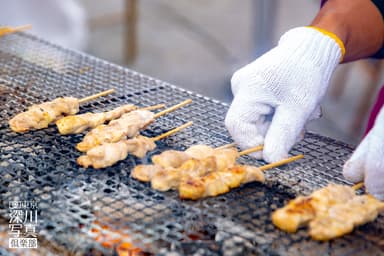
[225,27,343,163]
[343,107,384,200]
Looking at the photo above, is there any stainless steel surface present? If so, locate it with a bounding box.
[0,32,383,255]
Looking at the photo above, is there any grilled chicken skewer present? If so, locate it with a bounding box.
[309,194,384,241]
[9,89,115,132]
[77,122,193,169]
[76,99,192,152]
[271,183,356,233]
[131,145,239,183]
[179,165,265,200]
[179,155,303,200]
[132,142,303,200]
[137,145,263,181]
[56,104,165,135]
[150,147,240,191]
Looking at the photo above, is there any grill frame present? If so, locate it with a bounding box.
[0,32,383,255]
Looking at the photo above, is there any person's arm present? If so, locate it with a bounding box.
[225,0,384,198]
[312,0,384,62]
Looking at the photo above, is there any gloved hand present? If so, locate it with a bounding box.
[225,27,344,163]
[343,107,384,200]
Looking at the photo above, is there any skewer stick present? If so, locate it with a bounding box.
[238,145,264,156]
[140,104,166,111]
[215,143,236,150]
[78,89,115,104]
[152,121,193,141]
[0,24,32,36]
[10,24,33,33]
[259,154,304,171]
[352,182,364,191]
[153,99,192,118]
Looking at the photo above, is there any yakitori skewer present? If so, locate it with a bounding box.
[77,121,193,169]
[9,89,115,132]
[271,181,368,233]
[272,180,384,241]
[179,154,304,200]
[131,140,304,200]
[309,192,384,241]
[56,103,165,135]
[145,145,272,192]
[0,24,32,36]
[76,99,192,152]
[132,144,248,183]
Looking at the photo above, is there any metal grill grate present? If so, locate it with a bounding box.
[0,32,383,255]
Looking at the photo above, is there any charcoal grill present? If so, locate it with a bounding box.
[0,32,383,256]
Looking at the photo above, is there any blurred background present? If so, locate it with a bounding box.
[2,0,384,146]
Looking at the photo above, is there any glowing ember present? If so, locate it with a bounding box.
[89,221,148,256]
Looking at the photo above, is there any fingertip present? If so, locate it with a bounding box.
[364,168,384,201]
[263,147,288,163]
[342,160,364,183]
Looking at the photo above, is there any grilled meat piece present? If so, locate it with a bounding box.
[271,184,356,233]
[56,104,137,134]
[9,97,79,132]
[151,157,217,191]
[184,145,215,159]
[179,165,265,200]
[77,135,156,169]
[309,194,384,241]
[212,147,238,171]
[76,110,154,152]
[131,164,164,182]
[151,150,190,168]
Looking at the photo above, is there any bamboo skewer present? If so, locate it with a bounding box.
[238,145,264,156]
[153,99,192,118]
[0,24,32,36]
[9,24,33,33]
[351,182,364,191]
[141,104,166,111]
[259,154,304,171]
[215,143,236,150]
[78,89,115,104]
[152,122,193,141]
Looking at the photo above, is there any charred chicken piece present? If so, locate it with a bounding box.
[179,165,265,200]
[131,164,164,182]
[76,110,154,152]
[271,184,356,233]
[151,156,217,191]
[9,97,79,132]
[309,194,384,241]
[77,135,156,169]
[56,104,137,135]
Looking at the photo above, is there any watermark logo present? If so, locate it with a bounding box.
[8,201,38,249]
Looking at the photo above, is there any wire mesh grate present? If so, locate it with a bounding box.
[0,32,383,255]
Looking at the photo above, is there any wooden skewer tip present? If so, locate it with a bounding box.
[141,104,166,111]
[238,145,264,156]
[12,24,33,32]
[153,99,192,118]
[78,89,115,104]
[352,182,364,191]
[215,143,236,150]
[259,154,304,171]
[152,121,193,141]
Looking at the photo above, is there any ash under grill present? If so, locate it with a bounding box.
[0,32,383,255]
